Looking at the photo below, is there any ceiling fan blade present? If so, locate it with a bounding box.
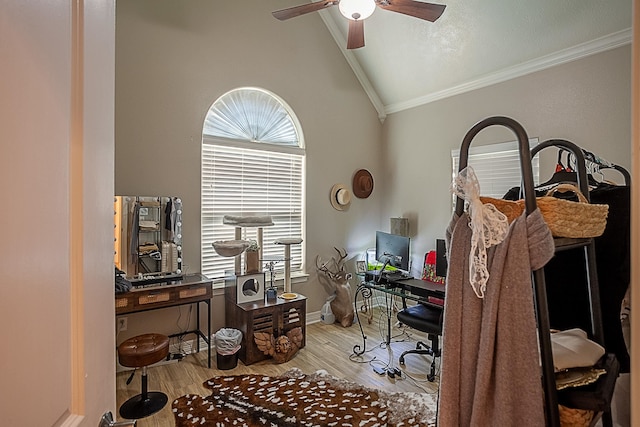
[272,1,337,21]
[347,19,365,49]
[376,0,446,22]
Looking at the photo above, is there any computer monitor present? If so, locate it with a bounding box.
[375,231,410,273]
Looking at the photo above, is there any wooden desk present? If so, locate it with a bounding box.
[115,273,213,367]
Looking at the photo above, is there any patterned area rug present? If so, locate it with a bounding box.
[172,368,437,426]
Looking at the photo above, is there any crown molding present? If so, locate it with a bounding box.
[384,28,633,115]
[318,8,631,121]
[318,10,387,123]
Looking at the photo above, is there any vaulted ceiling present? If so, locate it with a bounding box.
[302,0,633,120]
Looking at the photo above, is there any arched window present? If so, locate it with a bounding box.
[201,87,305,282]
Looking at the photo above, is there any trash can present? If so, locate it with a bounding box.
[214,328,242,370]
[321,300,335,324]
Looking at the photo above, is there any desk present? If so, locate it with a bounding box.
[353,274,445,357]
[389,278,446,307]
[115,273,213,368]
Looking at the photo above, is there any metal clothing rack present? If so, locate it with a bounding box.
[455,117,619,426]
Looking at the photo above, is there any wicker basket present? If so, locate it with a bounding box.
[558,404,594,426]
[480,196,524,224]
[480,183,608,238]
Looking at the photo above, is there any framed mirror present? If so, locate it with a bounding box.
[114,195,183,281]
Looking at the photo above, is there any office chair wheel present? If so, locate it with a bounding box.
[416,341,434,356]
[427,361,437,382]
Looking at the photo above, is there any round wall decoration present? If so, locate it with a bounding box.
[330,184,352,211]
[353,169,374,199]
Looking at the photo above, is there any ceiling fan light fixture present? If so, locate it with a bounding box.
[338,0,376,20]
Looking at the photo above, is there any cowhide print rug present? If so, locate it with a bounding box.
[172,368,437,426]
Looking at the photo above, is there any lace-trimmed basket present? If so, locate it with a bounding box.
[481,183,609,238]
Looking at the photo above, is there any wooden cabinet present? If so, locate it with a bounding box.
[225,295,306,365]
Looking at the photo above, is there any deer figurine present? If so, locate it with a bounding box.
[316,247,355,327]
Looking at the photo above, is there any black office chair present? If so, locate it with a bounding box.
[397,302,443,382]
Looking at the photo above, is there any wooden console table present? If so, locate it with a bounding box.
[225,295,307,365]
[115,273,213,367]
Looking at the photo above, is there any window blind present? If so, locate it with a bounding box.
[201,142,305,281]
[452,139,539,199]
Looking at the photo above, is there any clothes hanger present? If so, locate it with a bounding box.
[537,149,599,189]
[582,147,630,185]
[536,150,578,188]
[574,151,602,187]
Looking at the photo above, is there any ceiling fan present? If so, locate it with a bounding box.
[272,0,446,50]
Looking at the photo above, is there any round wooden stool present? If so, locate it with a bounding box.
[118,333,170,419]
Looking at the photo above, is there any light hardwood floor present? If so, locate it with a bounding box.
[116,307,440,427]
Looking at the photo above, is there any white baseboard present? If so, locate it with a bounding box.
[116,306,379,372]
[307,310,322,324]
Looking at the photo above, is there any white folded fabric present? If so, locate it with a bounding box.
[550,328,605,372]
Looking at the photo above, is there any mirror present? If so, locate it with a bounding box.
[114,196,183,281]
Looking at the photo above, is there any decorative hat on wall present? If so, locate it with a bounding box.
[330,184,352,211]
[352,169,374,199]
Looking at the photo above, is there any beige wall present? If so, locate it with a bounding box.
[115,0,384,340]
[382,45,632,262]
